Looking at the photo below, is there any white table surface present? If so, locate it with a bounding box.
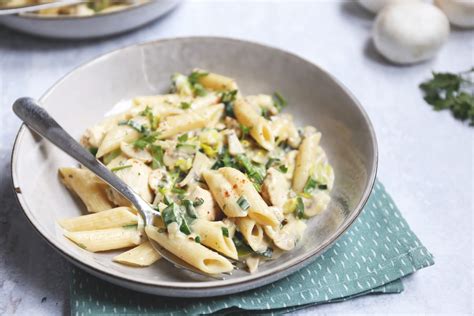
[0,0,472,315]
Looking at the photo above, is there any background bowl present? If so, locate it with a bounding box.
[11,37,377,297]
[0,0,181,39]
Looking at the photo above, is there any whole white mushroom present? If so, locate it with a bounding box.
[357,0,421,14]
[373,2,450,64]
[435,0,474,28]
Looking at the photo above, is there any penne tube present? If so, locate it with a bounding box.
[96,125,141,158]
[219,167,279,228]
[158,110,206,139]
[202,170,248,217]
[58,207,137,232]
[113,241,161,267]
[191,219,238,259]
[292,133,322,193]
[145,225,233,274]
[195,70,238,91]
[64,227,142,252]
[234,99,274,151]
[59,167,114,213]
[235,217,266,252]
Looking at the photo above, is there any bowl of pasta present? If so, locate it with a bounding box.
[11,37,377,296]
[0,0,181,39]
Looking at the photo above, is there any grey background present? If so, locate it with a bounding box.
[0,0,472,314]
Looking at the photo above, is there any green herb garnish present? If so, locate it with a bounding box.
[133,132,160,150]
[119,119,148,134]
[161,203,182,227]
[180,102,191,110]
[188,71,208,96]
[278,165,288,173]
[88,147,98,156]
[273,92,287,112]
[195,236,201,243]
[236,195,250,212]
[193,197,204,207]
[177,133,188,143]
[171,186,186,195]
[182,199,198,219]
[221,90,238,117]
[235,154,265,190]
[420,68,474,125]
[122,224,138,229]
[140,106,158,130]
[149,145,164,169]
[239,124,250,139]
[303,176,318,194]
[295,196,305,219]
[110,165,132,172]
[222,227,229,238]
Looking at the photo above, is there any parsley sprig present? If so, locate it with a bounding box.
[419,68,474,125]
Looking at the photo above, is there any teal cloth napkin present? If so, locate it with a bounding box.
[70,181,434,315]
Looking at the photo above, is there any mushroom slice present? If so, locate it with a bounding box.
[120,142,152,163]
[261,168,290,208]
[178,152,212,187]
[303,191,331,218]
[188,186,221,221]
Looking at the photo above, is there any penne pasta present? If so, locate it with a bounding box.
[191,219,238,259]
[59,167,114,213]
[292,133,322,193]
[145,225,233,274]
[64,226,142,252]
[236,217,266,252]
[219,167,279,228]
[58,207,137,232]
[113,241,161,267]
[234,98,274,151]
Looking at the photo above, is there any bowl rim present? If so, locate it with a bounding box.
[7,0,161,20]
[10,36,378,295]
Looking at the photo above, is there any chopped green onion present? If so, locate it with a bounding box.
[273,92,287,112]
[88,147,98,156]
[180,102,191,109]
[222,227,229,238]
[265,157,280,169]
[195,236,201,243]
[171,187,186,195]
[239,124,250,139]
[122,224,138,229]
[149,145,164,169]
[319,184,328,190]
[177,133,188,143]
[161,203,182,227]
[236,196,250,212]
[235,154,265,189]
[110,165,132,172]
[295,197,305,219]
[278,165,288,173]
[193,197,204,207]
[182,199,198,219]
[303,176,318,194]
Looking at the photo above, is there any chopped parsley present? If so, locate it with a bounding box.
[419,68,474,125]
[139,106,158,130]
[273,91,287,112]
[110,165,132,172]
[133,132,160,149]
[236,196,250,212]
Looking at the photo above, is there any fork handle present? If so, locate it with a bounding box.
[12,97,151,220]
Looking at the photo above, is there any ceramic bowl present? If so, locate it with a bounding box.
[0,0,181,39]
[11,37,377,297]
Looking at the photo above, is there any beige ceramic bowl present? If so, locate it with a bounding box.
[11,37,377,297]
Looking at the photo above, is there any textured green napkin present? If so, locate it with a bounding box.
[70,181,434,315]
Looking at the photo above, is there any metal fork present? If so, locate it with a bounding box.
[13,97,228,280]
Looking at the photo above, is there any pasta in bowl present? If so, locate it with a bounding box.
[11,37,376,296]
[59,69,335,275]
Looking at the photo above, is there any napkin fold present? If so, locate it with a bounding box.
[70,181,434,315]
